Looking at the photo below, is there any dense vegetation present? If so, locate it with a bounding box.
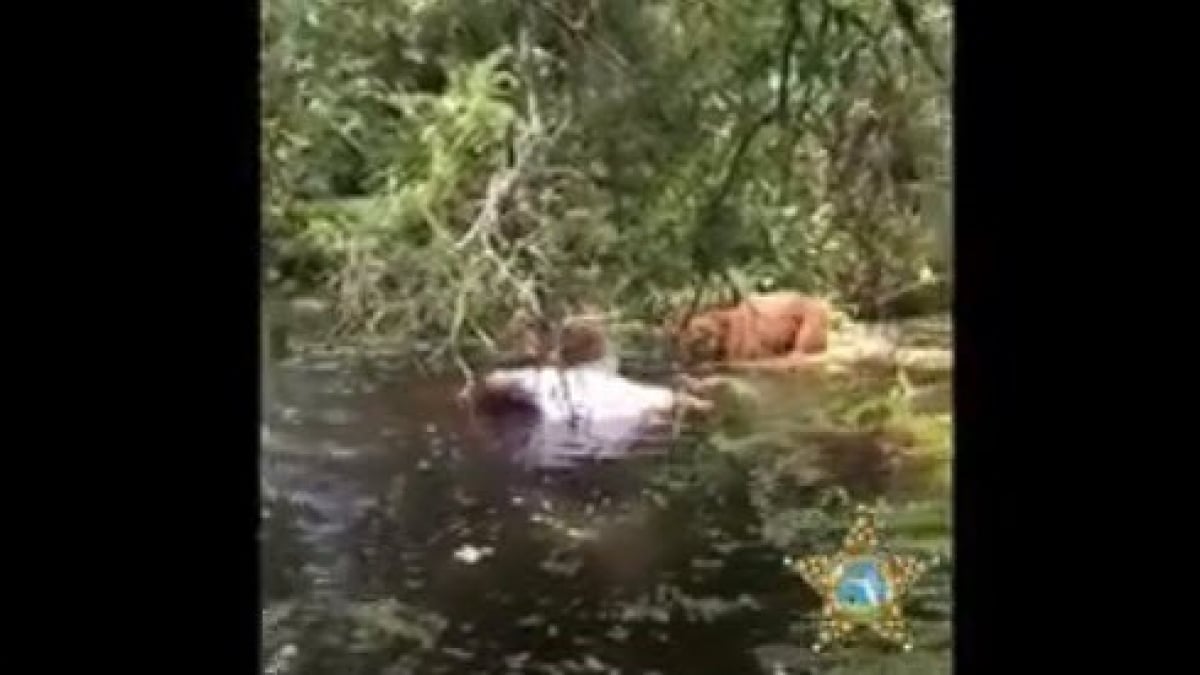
[262,1,953,673]
[264,0,951,355]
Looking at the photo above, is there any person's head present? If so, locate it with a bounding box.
[457,371,539,419]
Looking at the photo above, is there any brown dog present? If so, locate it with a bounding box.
[671,291,832,373]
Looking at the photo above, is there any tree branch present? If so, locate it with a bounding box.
[691,0,805,295]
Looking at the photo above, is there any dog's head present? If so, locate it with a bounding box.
[671,311,728,365]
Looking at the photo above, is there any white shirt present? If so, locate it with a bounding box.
[482,365,675,467]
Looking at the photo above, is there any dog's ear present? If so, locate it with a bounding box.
[662,308,686,339]
[710,311,733,339]
[711,313,734,360]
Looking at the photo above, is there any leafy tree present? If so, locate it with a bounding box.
[263,0,951,356]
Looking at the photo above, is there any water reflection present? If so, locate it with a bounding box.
[261,357,951,675]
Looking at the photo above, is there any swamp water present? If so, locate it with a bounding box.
[261,352,952,675]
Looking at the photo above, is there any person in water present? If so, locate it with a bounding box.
[458,365,713,467]
[458,307,714,466]
[460,365,713,427]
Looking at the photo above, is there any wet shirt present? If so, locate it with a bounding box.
[484,366,675,467]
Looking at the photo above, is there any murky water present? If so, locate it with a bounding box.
[262,355,952,675]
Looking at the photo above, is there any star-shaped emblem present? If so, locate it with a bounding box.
[790,506,936,652]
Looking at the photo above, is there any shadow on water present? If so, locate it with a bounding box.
[262,355,952,675]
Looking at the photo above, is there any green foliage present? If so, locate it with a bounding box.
[702,325,953,506]
[263,598,447,674]
[264,0,952,356]
[262,4,955,659]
